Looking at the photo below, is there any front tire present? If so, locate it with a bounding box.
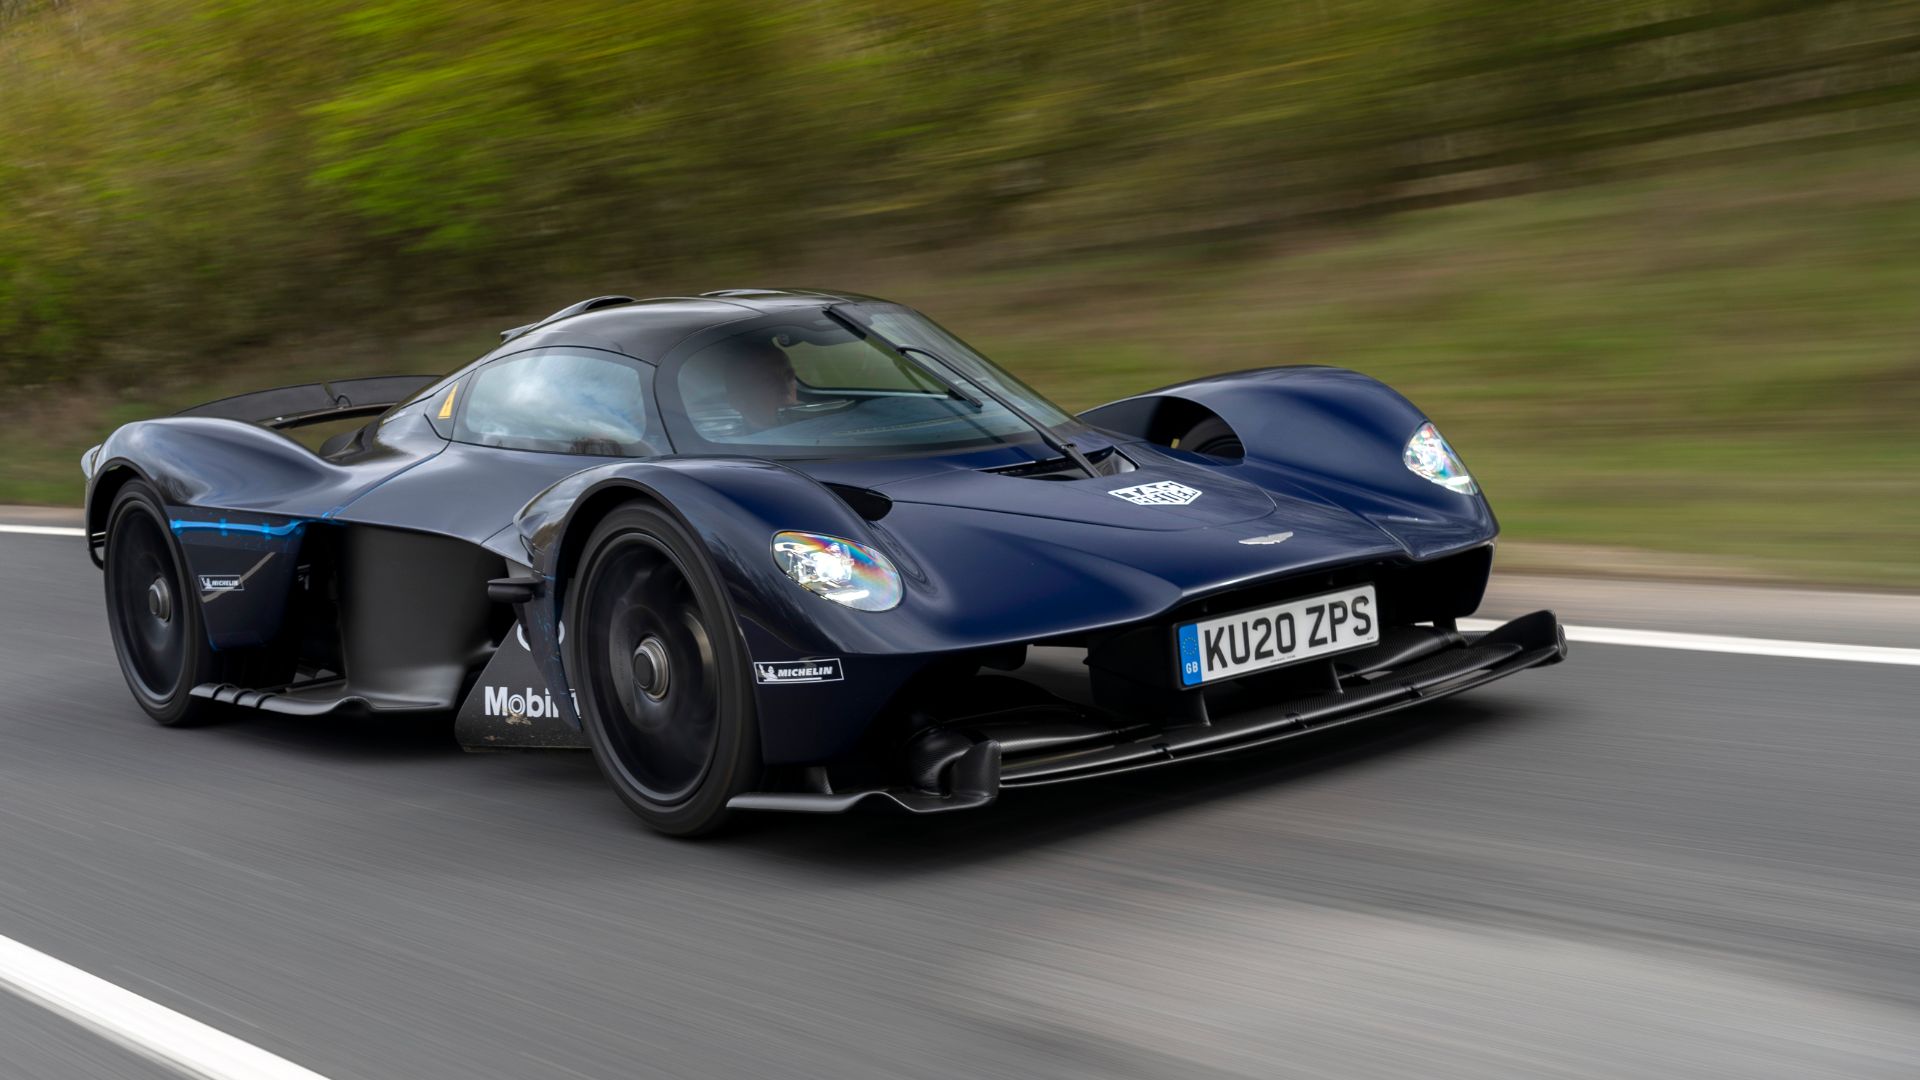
[102,479,223,726]
[567,503,760,836]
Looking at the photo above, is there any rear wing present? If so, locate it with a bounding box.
[173,374,441,430]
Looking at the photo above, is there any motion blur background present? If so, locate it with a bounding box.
[2,0,1916,583]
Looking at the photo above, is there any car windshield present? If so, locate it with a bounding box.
[665,304,1078,458]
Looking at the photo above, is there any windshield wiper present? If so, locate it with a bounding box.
[895,346,985,411]
[825,307,1100,479]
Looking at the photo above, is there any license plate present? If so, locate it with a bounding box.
[1176,585,1378,686]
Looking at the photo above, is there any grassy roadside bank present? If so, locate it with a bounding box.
[6,147,1916,587]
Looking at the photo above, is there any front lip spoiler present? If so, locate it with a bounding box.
[727,740,1001,815]
[727,609,1568,814]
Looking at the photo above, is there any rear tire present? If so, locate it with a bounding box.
[1176,416,1244,459]
[102,480,223,726]
[567,503,760,836]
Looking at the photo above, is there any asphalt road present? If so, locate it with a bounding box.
[2,529,1917,1079]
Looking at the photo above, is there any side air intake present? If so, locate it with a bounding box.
[500,295,636,342]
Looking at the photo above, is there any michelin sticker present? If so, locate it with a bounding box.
[754,658,844,685]
[198,574,245,591]
[1108,480,1202,506]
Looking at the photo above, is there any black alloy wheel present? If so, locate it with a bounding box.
[568,503,759,836]
[103,479,222,725]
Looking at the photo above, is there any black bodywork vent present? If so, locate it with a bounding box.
[824,483,892,521]
[500,295,636,342]
[985,446,1135,480]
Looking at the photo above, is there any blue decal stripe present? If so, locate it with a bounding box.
[1177,623,1203,686]
[169,518,307,538]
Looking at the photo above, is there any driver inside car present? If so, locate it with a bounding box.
[720,338,799,432]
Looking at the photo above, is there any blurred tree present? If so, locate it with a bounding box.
[1,0,1917,386]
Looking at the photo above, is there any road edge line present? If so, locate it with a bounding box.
[0,934,332,1080]
[1461,618,1920,666]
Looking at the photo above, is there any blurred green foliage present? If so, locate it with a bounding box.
[4,0,1919,387]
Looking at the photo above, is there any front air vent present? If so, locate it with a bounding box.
[824,483,893,521]
[986,447,1136,481]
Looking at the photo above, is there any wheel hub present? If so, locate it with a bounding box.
[631,636,671,701]
[146,577,173,623]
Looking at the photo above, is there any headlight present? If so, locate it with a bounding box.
[771,531,902,611]
[1403,422,1477,494]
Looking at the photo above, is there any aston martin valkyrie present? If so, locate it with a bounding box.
[82,290,1565,834]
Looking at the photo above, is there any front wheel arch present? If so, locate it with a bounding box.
[1081,395,1241,459]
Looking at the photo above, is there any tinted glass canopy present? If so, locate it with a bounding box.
[396,293,1089,463]
[662,302,1081,459]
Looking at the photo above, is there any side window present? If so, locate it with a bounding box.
[455,348,656,456]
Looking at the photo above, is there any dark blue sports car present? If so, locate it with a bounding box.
[82,290,1565,834]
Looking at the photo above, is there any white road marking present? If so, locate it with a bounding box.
[1461,618,1920,667]
[0,934,332,1080]
[0,524,85,537]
